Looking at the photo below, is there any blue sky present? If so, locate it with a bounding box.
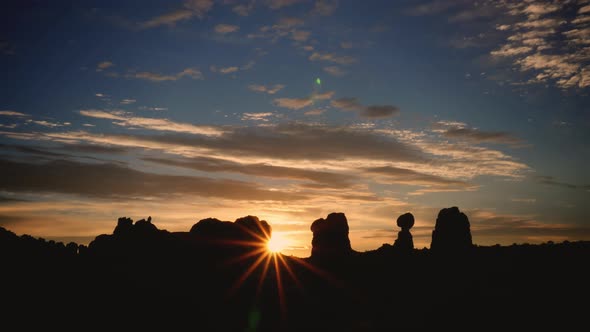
[1,0,589,256]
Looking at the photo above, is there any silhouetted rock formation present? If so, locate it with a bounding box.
[88,216,169,256]
[189,216,271,247]
[430,207,473,252]
[235,215,272,241]
[2,215,590,331]
[190,217,232,235]
[393,212,414,251]
[113,217,133,236]
[311,212,352,259]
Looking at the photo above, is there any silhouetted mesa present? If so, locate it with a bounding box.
[189,215,271,246]
[394,212,414,251]
[235,215,272,241]
[430,207,473,252]
[311,212,352,259]
[88,216,168,255]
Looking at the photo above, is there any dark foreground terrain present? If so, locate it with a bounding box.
[1,209,588,331]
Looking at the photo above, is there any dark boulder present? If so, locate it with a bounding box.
[430,207,473,252]
[310,212,352,258]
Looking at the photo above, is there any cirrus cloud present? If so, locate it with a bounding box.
[214,24,239,34]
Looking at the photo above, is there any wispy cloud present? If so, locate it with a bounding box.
[144,155,354,188]
[467,209,590,245]
[79,109,223,136]
[331,97,399,118]
[304,108,325,116]
[274,91,334,110]
[535,176,590,191]
[309,52,356,65]
[126,68,203,82]
[27,120,70,128]
[311,0,339,16]
[433,121,524,146]
[0,111,29,117]
[1,116,532,188]
[214,24,239,34]
[248,84,286,94]
[138,0,214,29]
[241,112,275,122]
[411,1,590,89]
[247,17,309,43]
[139,10,195,29]
[364,165,473,191]
[96,61,114,72]
[490,1,590,89]
[210,61,254,75]
[210,65,239,74]
[442,127,523,146]
[139,106,169,112]
[291,30,311,42]
[274,98,314,110]
[120,99,136,105]
[0,158,304,201]
[323,66,346,76]
[233,1,255,16]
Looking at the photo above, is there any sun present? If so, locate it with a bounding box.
[266,232,289,253]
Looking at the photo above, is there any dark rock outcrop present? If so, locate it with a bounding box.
[235,215,272,241]
[311,212,352,258]
[189,216,271,244]
[393,212,414,251]
[430,207,473,252]
[88,216,167,256]
[113,217,133,236]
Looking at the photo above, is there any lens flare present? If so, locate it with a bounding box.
[266,232,289,253]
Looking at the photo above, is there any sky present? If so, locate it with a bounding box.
[1,0,589,257]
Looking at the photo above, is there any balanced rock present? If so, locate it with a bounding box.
[393,212,414,251]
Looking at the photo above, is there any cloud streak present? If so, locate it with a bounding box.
[0,158,305,201]
[309,52,356,65]
[126,68,203,82]
[0,111,29,117]
[214,24,239,34]
[0,122,530,189]
[79,109,223,136]
[274,91,334,110]
[143,156,355,188]
[434,121,524,146]
[331,97,400,118]
[138,0,214,29]
[248,84,286,94]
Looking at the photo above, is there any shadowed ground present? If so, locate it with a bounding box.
[0,211,588,331]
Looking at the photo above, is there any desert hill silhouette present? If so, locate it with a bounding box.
[1,207,588,331]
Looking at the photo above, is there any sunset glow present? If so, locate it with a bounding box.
[267,233,290,253]
[1,2,587,330]
[0,0,588,256]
